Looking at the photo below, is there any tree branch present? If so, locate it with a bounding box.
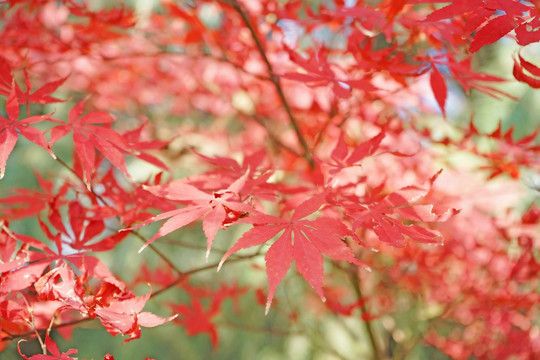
[349,269,383,360]
[217,0,314,167]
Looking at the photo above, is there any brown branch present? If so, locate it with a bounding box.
[217,0,314,167]
[348,268,384,360]
[150,251,261,298]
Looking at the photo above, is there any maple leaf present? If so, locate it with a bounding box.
[122,121,169,170]
[0,57,67,104]
[15,70,68,105]
[349,171,459,247]
[34,201,129,254]
[464,120,539,179]
[0,86,55,179]
[219,193,361,313]
[86,166,176,227]
[282,48,376,98]
[132,172,253,259]
[95,292,177,343]
[168,282,247,347]
[49,100,131,184]
[423,0,486,23]
[0,171,67,220]
[190,149,273,198]
[0,261,50,294]
[446,57,512,99]
[170,298,220,347]
[318,129,386,177]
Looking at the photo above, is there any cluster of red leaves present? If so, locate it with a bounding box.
[0,0,538,359]
[0,221,175,345]
[0,52,175,357]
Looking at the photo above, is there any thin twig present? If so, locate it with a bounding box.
[151,251,261,298]
[22,295,46,355]
[348,268,383,360]
[218,320,294,337]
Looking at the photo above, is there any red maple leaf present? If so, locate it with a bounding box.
[49,100,131,184]
[0,86,54,179]
[131,172,253,258]
[349,171,459,247]
[168,283,247,348]
[318,129,386,176]
[15,70,68,105]
[218,193,361,313]
[39,201,129,253]
[0,171,67,220]
[122,121,169,170]
[170,298,220,347]
[282,48,376,98]
[0,57,67,104]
